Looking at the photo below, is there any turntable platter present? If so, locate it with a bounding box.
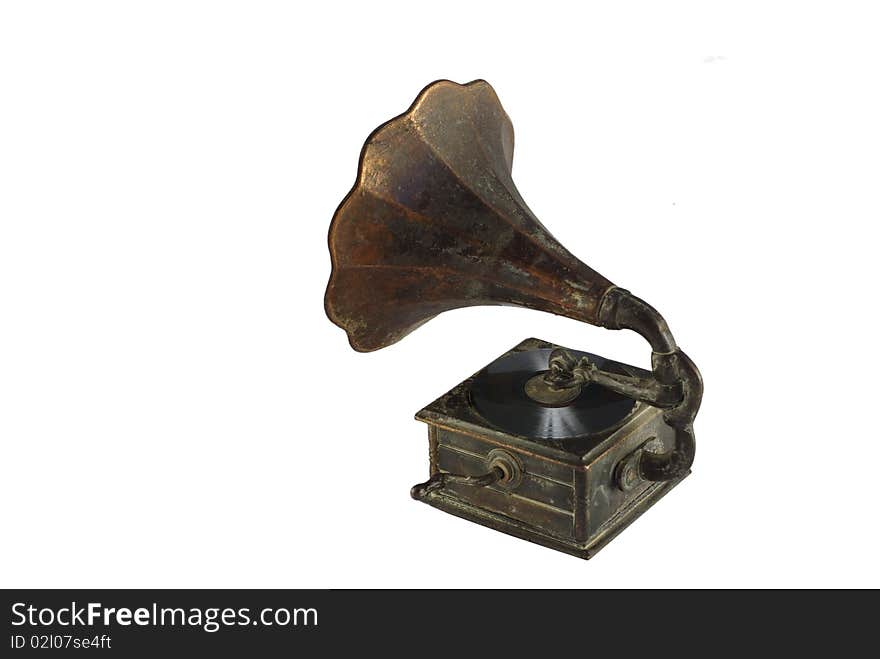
[469,348,637,440]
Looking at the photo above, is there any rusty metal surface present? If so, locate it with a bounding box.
[324,78,701,483]
[415,338,649,461]
[411,339,686,559]
[325,79,614,353]
[417,469,688,560]
[323,79,704,557]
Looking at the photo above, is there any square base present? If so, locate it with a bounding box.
[411,338,688,559]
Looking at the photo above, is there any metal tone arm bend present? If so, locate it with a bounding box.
[545,288,703,482]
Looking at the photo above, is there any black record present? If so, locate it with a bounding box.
[470,348,637,440]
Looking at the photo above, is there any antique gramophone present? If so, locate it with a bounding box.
[325,80,702,559]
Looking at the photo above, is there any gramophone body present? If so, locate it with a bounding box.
[325,80,702,558]
[416,339,684,559]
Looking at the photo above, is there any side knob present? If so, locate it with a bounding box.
[486,449,523,490]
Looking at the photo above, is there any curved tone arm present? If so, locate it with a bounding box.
[591,287,703,482]
[546,349,681,408]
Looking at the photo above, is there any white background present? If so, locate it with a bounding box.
[1,1,878,588]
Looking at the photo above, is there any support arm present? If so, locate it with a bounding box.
[556,287,703,482]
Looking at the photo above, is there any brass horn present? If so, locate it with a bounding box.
[325,80,701,482]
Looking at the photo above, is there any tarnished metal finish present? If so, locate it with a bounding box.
[543,348,679,406]
[324,79,705,556]
[325,79,614,353]
[412,338,688,559]
[411,448,524,499]
[596,287,703,481]
[324,79,702,483]
[411,467,504,499]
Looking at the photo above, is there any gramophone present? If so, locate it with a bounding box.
[325,80,702,559]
